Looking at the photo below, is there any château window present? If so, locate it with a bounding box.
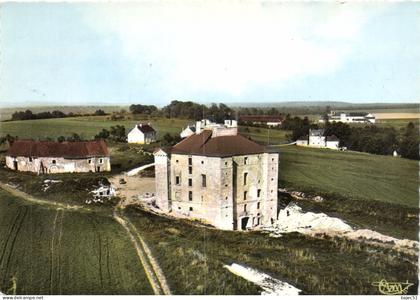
[175,176,180,185]
[188,166,192,175]
[29,157,33,162]
[99,158,103,163]
[188,178,192,187]
[52,160,56,164]
[244,191,247,200]
[244,173,248,185]
[188,157,192,165]
[244,157,248,165]
[244,204,247,212]
[257,202,260,209]
[88,159,92,164]
[201,174,206,187]
[189,191,193,201]
[189,207,193,211]
[257,189,261,198]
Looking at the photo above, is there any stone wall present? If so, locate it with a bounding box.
[5,156,110,173]
[154,150,171,211]
[153,150,279,231]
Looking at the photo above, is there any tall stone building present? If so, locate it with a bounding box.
[154,122,279,230]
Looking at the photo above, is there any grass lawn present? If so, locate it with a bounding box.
[0,189,154,295]
[0,116,191,140]
[279,146,417,207]
[279,146,418,239]
[239,126,290,145]
[126,207,418,295]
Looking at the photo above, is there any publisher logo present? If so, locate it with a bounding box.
[372,279,414,295]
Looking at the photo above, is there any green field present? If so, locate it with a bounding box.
[279,146,417,208]
[279,146,418,239]
[0,190,154,295]
[0,116,190,140]
[126,207,418,295]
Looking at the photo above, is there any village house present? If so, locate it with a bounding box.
[180,119,238,139]
[155,120,279,231]
[127,123,157,144]
[319,111,376,124]
[296,129,340,150]
[5,139,111,174]
[240,115,283,127]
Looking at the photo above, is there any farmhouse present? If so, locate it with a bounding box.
[297,129,340,150]
[155,120,279,231]
[240,115,283,127]
[5,139,111,173]
[127,123,157,144]
[320,111,376,124]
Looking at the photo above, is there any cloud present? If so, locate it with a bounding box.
[83,2,385,98]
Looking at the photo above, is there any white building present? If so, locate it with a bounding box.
[180,119,238,139]
[297,129,340,150]
[127,123,157,144]
[320,111,376,124]
[180,125,196,139]
[155,120,278,231]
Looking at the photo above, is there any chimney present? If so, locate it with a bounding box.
[196,121,202,134]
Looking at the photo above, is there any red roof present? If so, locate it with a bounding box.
[6,140,110,158]
[240,115,283,123]
[170,130,266,157]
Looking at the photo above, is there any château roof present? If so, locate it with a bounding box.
[6,139,110,158]
[170,130,267,157]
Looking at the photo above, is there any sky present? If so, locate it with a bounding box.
[1,1,419,107]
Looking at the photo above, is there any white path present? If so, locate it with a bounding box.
[126,163,155,177]
[224,263,301,296]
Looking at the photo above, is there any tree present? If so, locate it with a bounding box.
[67,133,82,142]
[129,104,158,115]
[95,129,110,139]
[400,122,419,160]
[57,136,66,142]
[109,125,126,142]
[94,109,107,116]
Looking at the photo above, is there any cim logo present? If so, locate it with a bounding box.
[372,279,414,295]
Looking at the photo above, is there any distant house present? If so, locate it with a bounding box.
[5,139,111,174]
[297,129,340,150]
[240,115,283,127]
[320,111,376,124]
[180,125,196,139]
[127,123,157,144]
[180,119,238,139]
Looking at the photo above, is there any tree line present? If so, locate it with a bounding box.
[9,109,108,121]
[129,100,235,123]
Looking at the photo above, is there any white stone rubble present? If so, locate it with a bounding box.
[224,263,301,296]
[269,202,418,253]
